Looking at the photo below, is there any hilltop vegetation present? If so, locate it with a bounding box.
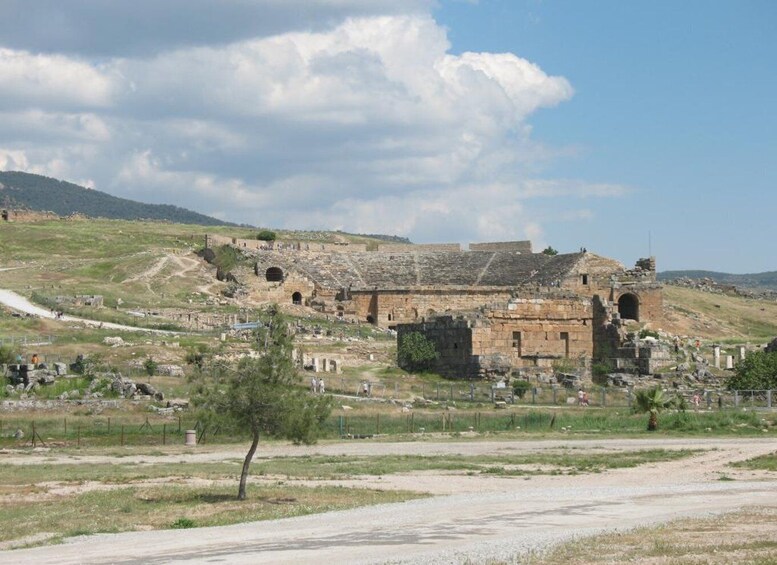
[0,171,236,226]
[659,269,777,291]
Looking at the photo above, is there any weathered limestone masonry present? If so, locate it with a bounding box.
[1,209,58,222]
[397,293,604,379]
[469,241,533,253]
[203,234,662,379]
[204,234,661,329]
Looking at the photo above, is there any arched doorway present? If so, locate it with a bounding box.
[292,292,302,305]
[265,267,283,282]
[618,293,639,321]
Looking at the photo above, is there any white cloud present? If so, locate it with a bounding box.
[0,49,116,110]
[0,7,627,245]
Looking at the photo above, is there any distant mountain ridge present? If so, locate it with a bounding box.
[659,270,777,292]
[0,171,236,227]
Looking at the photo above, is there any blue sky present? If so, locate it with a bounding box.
[435,0,777,272]
[0,1,774,272]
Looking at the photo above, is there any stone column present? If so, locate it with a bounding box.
[738,346,746,361]
[713,345,721,369]
[725,355,734,370]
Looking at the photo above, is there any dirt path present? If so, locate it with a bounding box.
[1,438,776,564]
[0,289,177,334]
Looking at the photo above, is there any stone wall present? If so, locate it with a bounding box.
[1,209,59,222]
[352,288,514,326]
[398,294,598,379]
[469,241,532,253]
[205,234,367,252]
[376,243,461,252]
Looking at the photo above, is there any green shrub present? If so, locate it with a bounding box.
[512,380,531,399]
[255,230,277,241]
[397,332,439,372]
[143,356,158,377]
[0,344,16,365]
[171,517,196,529]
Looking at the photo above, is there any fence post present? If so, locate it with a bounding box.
[436,383,439,400]
[470,383,475,402]
[768,390,773,409]
[449,384,453,401]
[601,387,606,407]
[121,425,125,446]
[163,424,167,446]
[532,387,537,405]
[627,386,633,408]
[77,425,81,447]
[734,391,739,407]
[552,386,557,405]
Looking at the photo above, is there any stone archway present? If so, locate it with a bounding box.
[618,293,640,321]
[292,291,302,305]
[265,267,283,282]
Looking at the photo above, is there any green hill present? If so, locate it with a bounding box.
[658,270,777,292]
[0,171,237,227]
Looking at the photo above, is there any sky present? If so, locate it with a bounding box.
[0,0,775,273]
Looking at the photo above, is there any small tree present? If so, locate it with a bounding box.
[397,331,439,372]
[633,386,675,431]
[541,246,559,256]
[193,306,330,500]
[727,351,777,391]
[512,380,531,399]
[0,344,16,365]
[143,356,158,377]
[256,230,277,241]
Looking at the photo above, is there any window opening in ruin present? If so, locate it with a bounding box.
[388,313,393,321]
[292,292,302,305]
[618,293,640,321]
[582,274,589,285]
[512,331,522,356]
[560,332,570,357]
[265,267,283,282]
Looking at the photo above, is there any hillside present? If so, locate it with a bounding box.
[659,269,777,291]
[0,171,236,227]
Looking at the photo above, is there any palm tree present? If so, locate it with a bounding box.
[633,386,675,431]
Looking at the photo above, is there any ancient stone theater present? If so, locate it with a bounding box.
[204,235,662,379]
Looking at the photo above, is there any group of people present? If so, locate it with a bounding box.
[310,376,325,394]
[49,309,65,319]
[577,388,589,407]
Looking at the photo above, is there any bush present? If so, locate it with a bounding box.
[727,350,777,390]
[0,344,16,365]
[542,246,559,256]
[397,332,439,372]
[256,230,277,241]
[512,380,531,399]
[143,356,158,377]
[639,329,660,340]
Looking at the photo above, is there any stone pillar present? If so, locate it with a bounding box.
[738,346,746,361]
[725,355,734,370]
[713,345,721,369]
[312,358,320,373]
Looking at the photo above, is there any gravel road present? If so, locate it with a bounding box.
[1,437,776,564]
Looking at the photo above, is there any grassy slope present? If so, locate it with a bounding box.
[661,285,777,341]
[1,218,775,343]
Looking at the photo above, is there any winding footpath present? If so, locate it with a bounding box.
[0,438,775,564]
[0,288,177,334]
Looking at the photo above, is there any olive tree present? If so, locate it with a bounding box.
[193,306,331,500]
